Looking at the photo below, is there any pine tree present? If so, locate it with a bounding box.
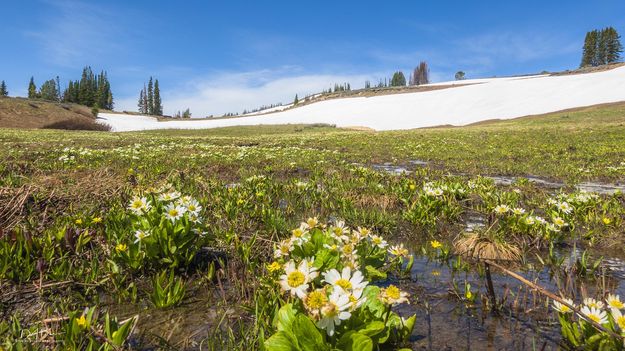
[390,71,406,87]
[455,71,466,80]
[294,94,299,105]
[410,62,429,85]
[28,77,37,99]
[147,77,154,115]
[153,79,162,116]
[138,88,145,114]
[597,29,610,65]
[605,27,623,64]
[0,81,8,97]
[39,79,59,101]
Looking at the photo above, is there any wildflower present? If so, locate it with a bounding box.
[431,270,441,277]
[274,239,294,258]
[279,259,318,298]
[91,217,102,224]
[303,217,319,229]
[534,216,547,224]
[115,243,127,253]
[304,288,329,318]
[323,243,339,251]
[134,230,150,244]
[494,204,510,215]
[76,314,88,328]
[553,298,575,314]
[430,240,442,249]
[607,294,624,310]
[409,184,416,191]
[388,244,409,257]
[603,217,612,225]
[512,208,526,215]
[370,235,388,248]
[580,305,608,325]
[611,308,625,330]
[553,217,566,227]
[583,297,605,309]
[525,216,536,225]
[316,289,352,336]
[128,196,150,214]
[322,267,368,295]
[164,204,185,222]
[291,225,310,245]
[267,261,282,273]
[380,284,410,305]
[556,202,573,214]
[159,191,181,202]
[75,218,83,225]
[433,188,444,197]
[185,199,202,215]
[354,227,371,238]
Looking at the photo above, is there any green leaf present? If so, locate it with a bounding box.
[364,265,387,281]
[337,331,373,351]
[274,304,297,331]
[264,331,299,351]
[291,314,327,351]
[359,321,385,337]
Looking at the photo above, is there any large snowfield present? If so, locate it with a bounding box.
[99,66,625,132]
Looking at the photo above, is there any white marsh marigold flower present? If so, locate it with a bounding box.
[279,259,318,298]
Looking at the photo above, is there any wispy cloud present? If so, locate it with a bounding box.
[116,67,377,117]
[25,0,124,67]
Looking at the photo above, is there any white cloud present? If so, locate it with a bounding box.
[25,0,123,67]
[116,67,377,117]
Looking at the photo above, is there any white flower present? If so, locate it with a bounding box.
[512,208,526,215]
[274,239,294,258]
[291,225,310,245]
[185,199,202,215]
[279,259,318,298]
[128,196,151,214]
[164,203,185,222]
[159,191,181,202]
[133,229,150,244]
[525,216,536,225]
[369,235,388,248]
[380,284,410,305]
[553,298,574,314]
[316,289,352,336]
[553,217,567,227]
[556,201,573,214]
[611,308,625,330]
[546,223,561,232]
[494,204,510,215]
[607,294,625,310]
[580,305,608,324]
[388,244,409,257]
[322,267,368,295]
[583,297,605,309]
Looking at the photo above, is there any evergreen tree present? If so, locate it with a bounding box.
[580,30,597,67]
[39,79,59,101]
[138,88,146,114]
[390,71,406,87]
[605,27,623,64]
[28,77,37,99]
[294,94,299,105]
[455,71,466,80]
[153,79,163,116]
[409,62,430,85]
[0,81,8,97]
[147,77,154,115]
[182,108,191,118]
[142,84,148,114]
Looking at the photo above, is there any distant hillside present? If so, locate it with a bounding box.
[0,97,109,130]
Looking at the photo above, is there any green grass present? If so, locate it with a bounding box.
[1,102,625,350]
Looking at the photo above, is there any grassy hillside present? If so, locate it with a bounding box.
[0,97,108,130]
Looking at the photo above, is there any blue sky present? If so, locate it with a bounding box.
[2,0,624,116]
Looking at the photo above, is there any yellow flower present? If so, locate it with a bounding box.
[603,217,612,225]
[91,217,102,224]
[267,261,282,273]
[236,199,245,205]
[75,219,83,225]
[115,243,127,253]
[76,314,88,328]
[430,240,442,249]
[431,270,441,276]
[380,284,410,305]
[409,184,416,191]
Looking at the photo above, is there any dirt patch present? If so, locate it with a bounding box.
[0,97,101,129]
